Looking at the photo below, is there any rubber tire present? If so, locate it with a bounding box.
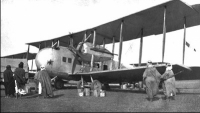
[91,80,102,90]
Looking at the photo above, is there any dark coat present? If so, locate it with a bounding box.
[3,69,15,95]
[3,69,13,83]
[14,68,26,89]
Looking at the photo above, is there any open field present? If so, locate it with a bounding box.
[1,85,200,112]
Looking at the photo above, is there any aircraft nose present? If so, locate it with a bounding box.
[35,48,53,68]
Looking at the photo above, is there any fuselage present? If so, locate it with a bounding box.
[35,45,113,79]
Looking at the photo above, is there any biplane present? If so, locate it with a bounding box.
[2,0,200,91]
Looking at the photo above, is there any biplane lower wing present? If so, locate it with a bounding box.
[67,64,197,85]
[67,64,167,84]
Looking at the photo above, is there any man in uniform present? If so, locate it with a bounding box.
[143,60,161,101]
[161,63,176,100]
[34,65,54,98]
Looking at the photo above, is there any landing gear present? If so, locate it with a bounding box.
[54,79,64,89]
[15,92,21,99]
[138,81,143,90]
[91,80,102,90]
[77,80,87,89]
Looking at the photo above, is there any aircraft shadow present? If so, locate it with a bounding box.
[50,94,64,99]
[52,86,77,91]
[19,93,39,99]
[176,92,200,95]
[145,96,161,101]
[106,88,146,94]
[58,85,200,95]
[105,87,200,95]
[63,86,77,89]
[23,93,65,99]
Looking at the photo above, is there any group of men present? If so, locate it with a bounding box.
[3,62,26,98]
[4,61,176,101]
[143,60,176,102]
[3,62,54,99]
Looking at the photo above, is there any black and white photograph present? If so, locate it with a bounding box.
[1,0,200,112]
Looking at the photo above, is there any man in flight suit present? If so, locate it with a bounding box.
[143,60,161,101]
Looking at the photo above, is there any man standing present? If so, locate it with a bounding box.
[143,60,161,101]
[161,63,176,100]
[3,65,15,98]
[34,65,54,98]
[13,62,26,97]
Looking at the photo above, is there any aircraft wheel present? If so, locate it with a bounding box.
[91,80,102,90]
[77,80,86,89]
[54,80,64,89]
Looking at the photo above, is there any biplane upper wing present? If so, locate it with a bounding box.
[26,0,200,50]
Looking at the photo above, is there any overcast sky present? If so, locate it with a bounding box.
[1,0,200,67]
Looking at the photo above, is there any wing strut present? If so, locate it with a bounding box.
[26,45,30,61]
[90,75,94,83]
[118,20,124,69]
[110,36,115,70]
[182,17,186,65]
[81,76,84,88]
[31,59,33,70]
[26,45,30,74]
[57,39,60,46]
[70,36,73,47]
[52,40,54,47]
[139,28,143,66]
[39,42,41,50]
[162,6,167,63]
[37,43,41,71]
[90,29,96,71]
[100,38,106,70]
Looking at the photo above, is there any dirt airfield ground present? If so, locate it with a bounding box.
[1,84,200,112]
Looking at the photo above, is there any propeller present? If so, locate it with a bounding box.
[70,33,91,74]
